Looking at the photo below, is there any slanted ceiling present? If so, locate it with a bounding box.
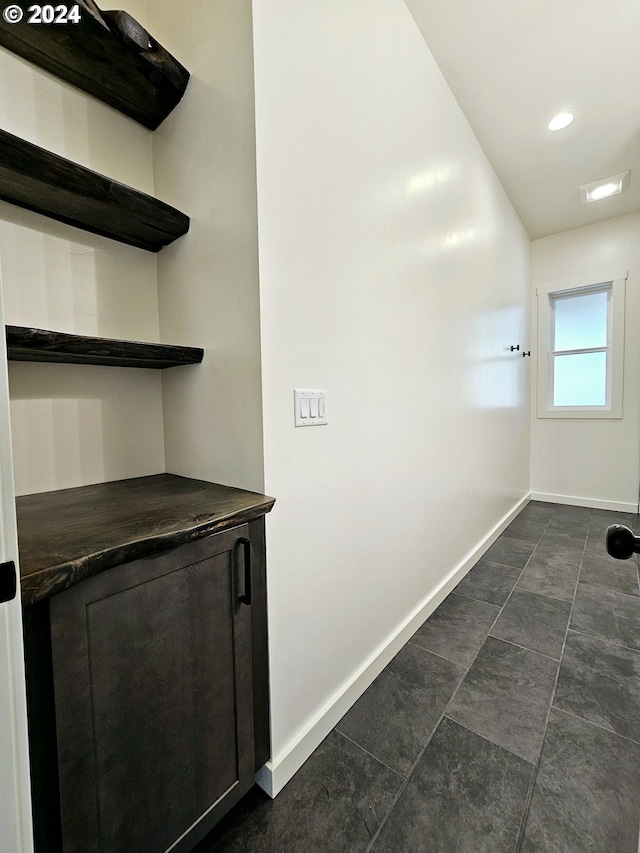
[405,0,640,238]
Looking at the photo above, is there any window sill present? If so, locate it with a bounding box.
[536,407,622,420]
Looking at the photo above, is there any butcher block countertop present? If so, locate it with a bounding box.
[17,474,275,606]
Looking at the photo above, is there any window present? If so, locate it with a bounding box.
[536,271,627,418]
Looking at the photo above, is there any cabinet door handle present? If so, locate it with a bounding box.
[0,560,16,603]
[237,537,252,606]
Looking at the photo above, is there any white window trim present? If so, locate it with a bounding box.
[536,270,627,419]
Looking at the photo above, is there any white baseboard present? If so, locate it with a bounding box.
[531,492,639,514]
[255,492,532,798]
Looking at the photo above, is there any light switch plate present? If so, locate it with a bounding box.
[294,389,328,427]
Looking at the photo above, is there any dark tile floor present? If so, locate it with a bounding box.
[197,501,640,852]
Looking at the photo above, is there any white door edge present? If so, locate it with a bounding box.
[0,254,33,853]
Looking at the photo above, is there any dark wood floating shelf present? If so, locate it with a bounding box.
[17,474,276,605]
[0,1,189,130]
[6,326,204,369]
[0,129,190,251]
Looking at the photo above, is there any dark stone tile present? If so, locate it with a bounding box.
[198,731,403,853]
[372,718,532,853]
[482,536,536,569]
[554,631,640,743]
[490,590,571,659]
[544,517,588,542]
[455,560,522,607]
[552,504,592,521]
[410,593,500,667]
[571,583,640,650]
[519,504,557,522]
[335,644,464,777]
[516,552,580,602]
[528,500,561,509]
[542,509,590,545]
[522,708,640,853]
[580,556,639,598]
[503,517,548,543]
[587,516,625,537]
[446,636,558,763]
[534,534,584,561]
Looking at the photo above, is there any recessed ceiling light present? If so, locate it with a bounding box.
[547,112,575,131]
[579,171,631,203]
[589,183,620,201]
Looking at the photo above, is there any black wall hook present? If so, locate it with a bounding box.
[522,351,531,357]
[510,345,520,351]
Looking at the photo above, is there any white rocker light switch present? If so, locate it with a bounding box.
[294,389,328,427]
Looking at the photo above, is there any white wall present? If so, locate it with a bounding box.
[146,0,264,493]
[530,213,640,511]
[0,0,167,495]
[252,0,531,793]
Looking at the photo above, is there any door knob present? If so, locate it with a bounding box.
[0,561,16,603]
[606,525,640,560]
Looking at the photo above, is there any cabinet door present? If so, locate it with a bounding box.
[50,526,254,853]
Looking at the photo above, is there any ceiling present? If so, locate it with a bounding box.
[405,0,640,239]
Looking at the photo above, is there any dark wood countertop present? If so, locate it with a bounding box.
[17,474,275,606]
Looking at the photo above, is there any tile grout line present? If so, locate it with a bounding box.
[564,626,640,658]
[513,507,592,852]
[480,517,551,646]
[426,513,557,850]
[362,665,470,853]
[332,729,407,781]
[438,713,537,765]
[454,586,573,608]
[551,704,640,748]
[404,639,475,667]
[364,508,553,852]
[470,513,568,853]
[482,635,562,664]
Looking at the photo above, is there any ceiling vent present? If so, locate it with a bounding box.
[580,171,631,203]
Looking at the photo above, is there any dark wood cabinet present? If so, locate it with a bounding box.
[22,488,273,853]
[50,527,255,853]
